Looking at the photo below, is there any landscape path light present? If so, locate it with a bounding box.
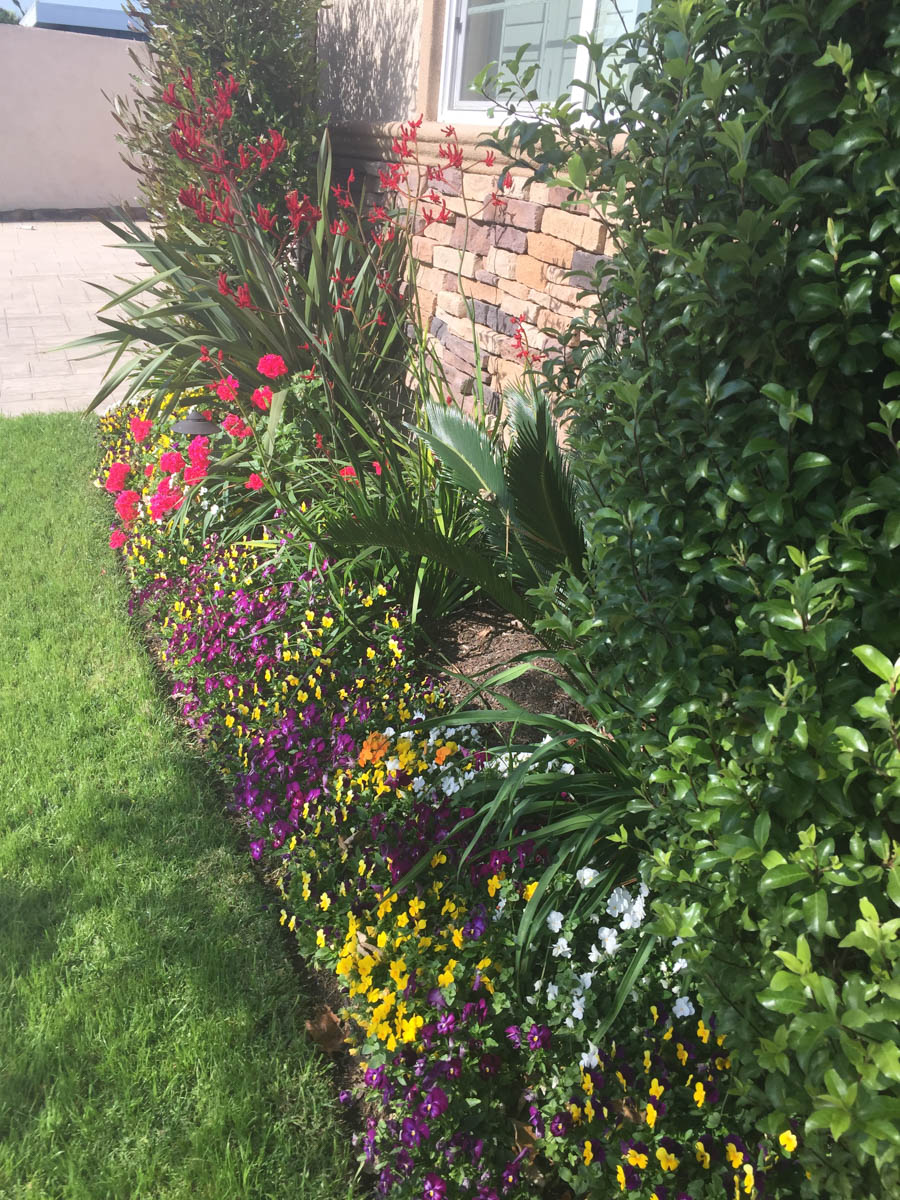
[172,408,221,439]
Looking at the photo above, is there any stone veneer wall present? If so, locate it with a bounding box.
[333,125,608,410]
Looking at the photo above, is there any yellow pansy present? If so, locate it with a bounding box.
[726,1143,744,1169]
[778,1130,798,1153]
[656,1147,679,1172]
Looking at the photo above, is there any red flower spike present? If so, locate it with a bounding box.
[254,203,276,232]
[234,283,255,309]
[438,142,464,169]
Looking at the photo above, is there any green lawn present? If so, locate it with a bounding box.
[0,414,354,1200]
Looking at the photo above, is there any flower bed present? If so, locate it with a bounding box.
[95,399,806,1200]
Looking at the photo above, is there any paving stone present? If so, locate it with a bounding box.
[0,219,147,417]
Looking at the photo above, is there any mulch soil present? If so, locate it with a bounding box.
[422,601,586,735]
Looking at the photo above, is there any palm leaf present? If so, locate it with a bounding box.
[505,389,587,575]
[410,402,510,504]
[322,511,534,623]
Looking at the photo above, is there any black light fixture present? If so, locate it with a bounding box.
[172,408,221,438]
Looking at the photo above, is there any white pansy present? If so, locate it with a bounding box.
[411,776,426,793]
[597,926,619,955]
[606,886,632,919]
[579,1041,599,1069]
[576,867,599,888]
[672,958,688,973]
[620,893,646,930]
[546,983,559,1002]
[673,996,695,1018]
[551,936,572,959]
[578,971,594,991]
[546,910,565,933]
[571,994,585,1020]
[588,944,603,964]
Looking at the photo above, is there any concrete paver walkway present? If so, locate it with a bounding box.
[0,220,148,417]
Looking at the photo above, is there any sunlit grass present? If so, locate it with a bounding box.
[0,413,355,1200]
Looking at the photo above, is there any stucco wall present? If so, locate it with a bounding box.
[0,25,143,212]
[317,0,422,124]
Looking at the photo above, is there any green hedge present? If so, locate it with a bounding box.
[489,1,900,1194]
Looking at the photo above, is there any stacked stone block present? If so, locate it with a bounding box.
[355,157,609,410]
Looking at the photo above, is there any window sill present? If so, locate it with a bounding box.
[330,119,520,174]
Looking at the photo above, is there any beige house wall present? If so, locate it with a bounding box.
[318,1,609,409]
[317,0,422,124]
[0,25,142,213]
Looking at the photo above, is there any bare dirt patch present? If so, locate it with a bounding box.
[422,601,585,733]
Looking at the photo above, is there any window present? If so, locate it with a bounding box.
[438,0,651,122]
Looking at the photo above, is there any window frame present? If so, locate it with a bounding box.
[437,0,599,125]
